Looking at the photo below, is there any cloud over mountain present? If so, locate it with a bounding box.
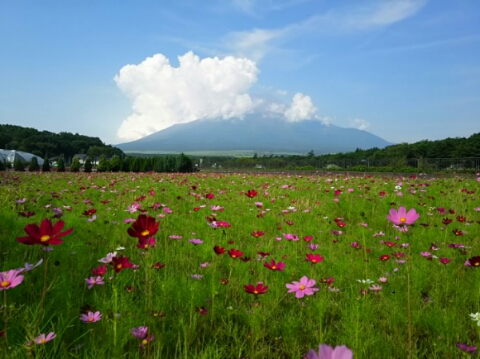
[115,51,325,141]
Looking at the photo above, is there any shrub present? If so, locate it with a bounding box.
[57,157,65,172]
[29,157,40,171]
[70,157,81,172]
[84,158,93,173]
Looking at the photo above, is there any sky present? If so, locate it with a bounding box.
[1,0,479,146]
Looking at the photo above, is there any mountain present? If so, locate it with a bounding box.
[117,115,394,154]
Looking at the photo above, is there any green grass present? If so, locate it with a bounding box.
[0,171,479,358]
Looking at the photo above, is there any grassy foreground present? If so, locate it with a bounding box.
[1,171,479,358]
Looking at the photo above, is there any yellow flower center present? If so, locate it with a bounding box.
[1,281,10,287]
[116,264,122,269]
[299,285,305,290]
[40,339,46,343]
[272,265,276,269]
[142,339,148,345]
[474,262,480,267]
[141,230,150,237]
[88,317,94,322]
[231,255,236,258]
[254,290,258,294]
[312,259,317,263]
[40,235,51,242]
[399,217,407,223]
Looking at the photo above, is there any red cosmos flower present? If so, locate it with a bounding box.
[244,282,268,295]
[439,257,451,265]
[228,249,244,259]
[245,189,258,198]
[379,254,391,261]
[205,193,215,199]
[82,209,97,217]
[195,306,208,315]
[16,218,73,246]
[221,278,229,285]
[127,215,160,240]
[379,191,386,197]
[457,216,467,223]
[151,262,165,270]
[306,253,325,264]
[92,265,107,276]
[285,221,294,226]
[137,237,156,250]
[240,257,251,262]
[19,211,36,218]
[319,277,335,286]
[334,189,342,196]
[337,221,346,228]
[111,255,134,273]
[392,252,406,258]
[384,241,396,247]
[453,229,463,236]
[303,235,313,242]
[442,218,453,225]
[193,207,201,212]
[449,209,455,214]
[467,256,480,267]
[214,246,226,255]
[264,259,286,272]
[251,231,264,238]
[135,195,146,202]
[257,251,270,257]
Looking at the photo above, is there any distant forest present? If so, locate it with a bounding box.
[0,124,123,160]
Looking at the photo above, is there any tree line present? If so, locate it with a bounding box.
[4,153,194,173]
[0,124,123,160]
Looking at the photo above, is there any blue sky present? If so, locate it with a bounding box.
[1,0,479,146]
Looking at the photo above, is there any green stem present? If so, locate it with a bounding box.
[34,253,50,338]
[2,290,7,359]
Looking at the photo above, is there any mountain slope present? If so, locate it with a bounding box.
[117,115,393,153]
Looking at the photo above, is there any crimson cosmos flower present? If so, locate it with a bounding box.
[16,218,73,246]
[245,190,258,198]
[264,259,286,272]
[467,256,480,267]
[251,231,264,238]
[306,253,324,264]
[111,255,134,273]
[244,282,268,295]
[214,245,226,255]
[228,249,244,259]
[127,214,160,240]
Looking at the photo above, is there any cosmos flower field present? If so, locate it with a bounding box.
[1,170,480,358]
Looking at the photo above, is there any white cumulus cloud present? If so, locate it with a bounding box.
[115,52,260,141]
[349,118,370,130]
[284,92,318,122]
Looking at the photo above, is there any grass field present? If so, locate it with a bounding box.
[1,171,479,358]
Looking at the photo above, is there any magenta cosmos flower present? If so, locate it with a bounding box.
[0,269,24,290]
[80,311,102,323]
[386,206,419,225]
[306,344,353,359]
[34,332,56,345]
[286,276,318,298]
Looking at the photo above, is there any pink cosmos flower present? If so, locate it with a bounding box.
[34,332,56,345]
[306,344,353,359]
[0,269,24,290]
[80,311,102,323]
[386,206,419,225]
[286,276,318,298]
[98,252,117,263]
[85,276,105,289]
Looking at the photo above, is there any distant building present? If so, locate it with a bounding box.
[73,154,88,164]
[0,149,44,166]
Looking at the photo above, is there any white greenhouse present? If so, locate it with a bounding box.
[0,149,44,166]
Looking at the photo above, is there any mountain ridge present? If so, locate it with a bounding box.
[117,115,394,154]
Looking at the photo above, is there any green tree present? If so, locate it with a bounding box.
[154,157,164,172]
[0,159,5,171]
[57,157,65,172]
[84,157,93,173]
[97,155,109,172]
[42,155,50,172]
[109,155,121,172]
[29,157,40,171]
[176,153,193,172]
[70,156,81,172]
[14,158,25,171]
